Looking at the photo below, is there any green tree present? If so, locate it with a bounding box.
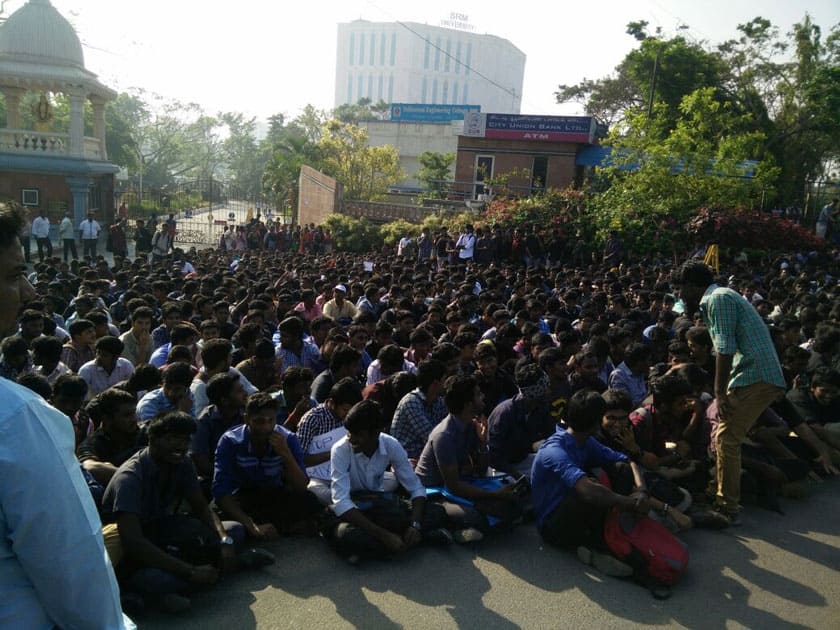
[416,151,455,198]
[318,120,402,201]
[593,87,779,253]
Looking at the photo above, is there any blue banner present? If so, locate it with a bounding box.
[390,103,481,122]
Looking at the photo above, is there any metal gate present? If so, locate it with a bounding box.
[118,178,287,248]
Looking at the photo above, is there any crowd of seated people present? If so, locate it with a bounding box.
[3,208,839,616]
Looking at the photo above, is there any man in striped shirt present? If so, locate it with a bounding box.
[677,261,786,526]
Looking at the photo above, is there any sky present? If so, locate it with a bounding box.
[5,0,839,124]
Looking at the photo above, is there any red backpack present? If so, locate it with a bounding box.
[604,507,689,586]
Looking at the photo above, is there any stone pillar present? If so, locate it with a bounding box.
[91,96,107,159]
[67,89,86,157]
[66,176,91,227]
[1,87,26,129]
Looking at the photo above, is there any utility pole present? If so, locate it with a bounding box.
[647,46,662,119]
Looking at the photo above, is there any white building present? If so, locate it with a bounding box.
[335,20,525,115]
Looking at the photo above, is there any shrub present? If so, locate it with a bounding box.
[322,214,380,252]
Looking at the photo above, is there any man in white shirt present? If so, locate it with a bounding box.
[455,224,476,263]
[58,211,77,261]
[78,336,135,399]
[327,399,448,563]
[0,204,133,628]
[79,211,101,259]
[31,210,52,262]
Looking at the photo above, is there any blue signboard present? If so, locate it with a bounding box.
[390,103,481,122]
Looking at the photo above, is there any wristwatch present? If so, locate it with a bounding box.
[410,521,422,531]
[220,536,235,546]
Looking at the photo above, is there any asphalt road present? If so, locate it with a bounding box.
[138,478,840,630]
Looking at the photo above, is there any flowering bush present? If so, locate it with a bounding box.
[686,207,825,252]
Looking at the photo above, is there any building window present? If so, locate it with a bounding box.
[421,77,428,103]
[474,155,494,200]
[378,75,384,100]
[368,75,373,99]
[455,41,462,74]
[462,83,469,104]
[452,82,459,105]
[465,42,472,76]
[359,36,365,67]
[380,33,386,65]
[369,34,375,65]
[349,33,355,65]
[347,75,353,103]
[21,188,39,207]
[444,39,451,72]
[357,76,364,100]
[442,81,448,104]
[388,75,394,102]
[391,33,397,65]
[424,37,430,69]
[532,156,548,192]
[432,79,438,104]
[434,37,441,71]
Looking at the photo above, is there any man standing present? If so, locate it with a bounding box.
[455,224,476,264]
[79,211,101,259]
[58,210,77,261]
[677,261,786,525]
[151,223,174,264]
[0,204,131,628]
[31,209,52,262]
[815,198,837,240]
[134,219,152,259]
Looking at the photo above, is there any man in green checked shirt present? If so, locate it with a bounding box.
[676,261,786,526]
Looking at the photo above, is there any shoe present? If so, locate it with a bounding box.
[453,527,484,544]
[711,506,742,527]
[120,592,145,618]
[160,593,191,614]
[424,527,454,546]
[690,508,732,530]
[237,547,276,570]
[577,546,634,578]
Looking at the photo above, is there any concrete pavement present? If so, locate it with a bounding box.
[139,479,840,629]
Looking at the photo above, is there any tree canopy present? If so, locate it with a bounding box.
[557,14,840,206]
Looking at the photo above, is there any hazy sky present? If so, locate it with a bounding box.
[6,0,839,122]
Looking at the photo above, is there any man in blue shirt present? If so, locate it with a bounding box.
[137,361,195,422]
[213,392,321,539]
[0,205,132,628]
[531,389,655,577]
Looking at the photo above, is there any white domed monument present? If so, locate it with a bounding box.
[0,0,118,229]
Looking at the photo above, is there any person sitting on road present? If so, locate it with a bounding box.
[137,362,195,422]
[414,374,524,543]
[101,411,273,614]
[297,377,364,505]
[487,363,554,479]
[325,400,449,564]
[190,371,248,485]
[213,392,322,540]
[531,389,682,577]
[79,336,135,399]
[390,359,448,463]
[78,388,145,486]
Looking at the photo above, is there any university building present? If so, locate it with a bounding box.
[335,19,525,115]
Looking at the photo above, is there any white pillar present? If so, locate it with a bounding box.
[1,87,26,129]
[68,89,85,157]
[91,96,107,159]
